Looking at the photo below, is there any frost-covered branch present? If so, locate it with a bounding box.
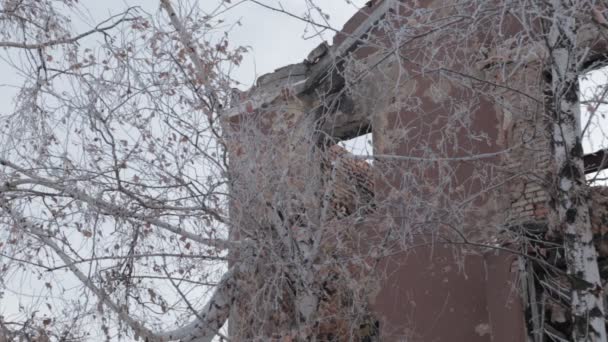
[1,196,235,342]
[0,158,232,250]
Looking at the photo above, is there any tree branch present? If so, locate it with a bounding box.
[0,197,235,342]
[0,9,138,50]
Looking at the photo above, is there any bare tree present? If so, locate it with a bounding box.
[2,0,608,342]
[0,0,242,340]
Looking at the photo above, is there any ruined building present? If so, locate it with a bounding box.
[222,1,608,341]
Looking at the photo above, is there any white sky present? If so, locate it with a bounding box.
[0,0,369,113]
[76,0,368,86]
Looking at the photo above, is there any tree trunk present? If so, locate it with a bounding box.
[547,1,607,341]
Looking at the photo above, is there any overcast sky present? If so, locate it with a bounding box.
[75,0,368,86]
[0,0,368,113]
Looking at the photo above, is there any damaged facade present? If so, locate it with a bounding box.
[223,1,608,341]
